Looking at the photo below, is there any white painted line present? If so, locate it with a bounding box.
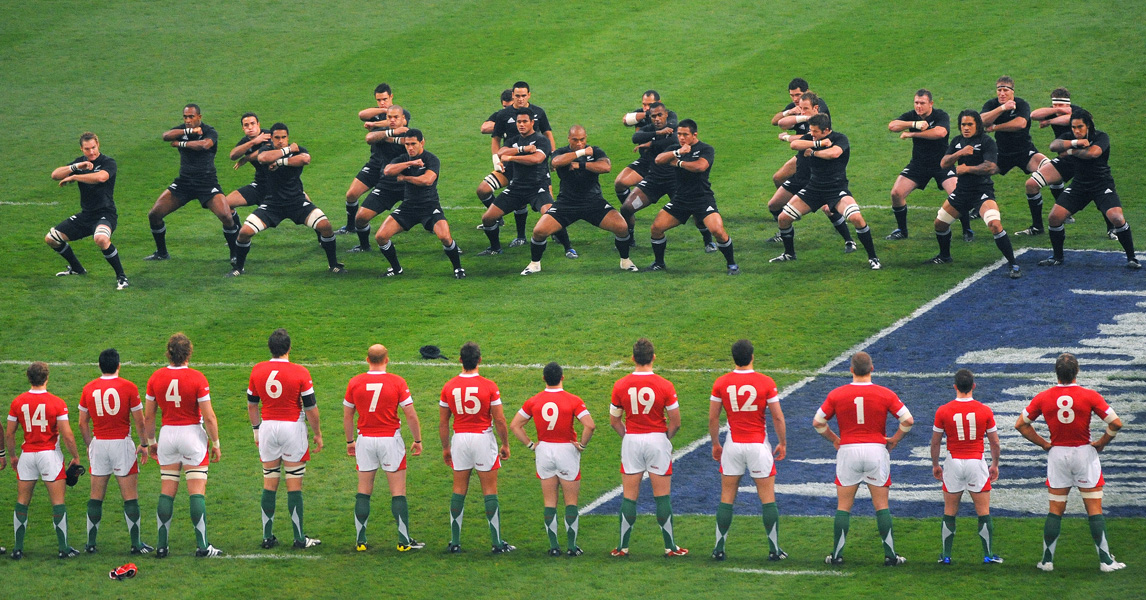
[0,201,60,206]
[724,568,851,577]
[1071,289,1146,297]
[218,553,323,560]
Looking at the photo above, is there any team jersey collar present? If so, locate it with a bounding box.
[954,397,975,402]
[1055,383,1080,387]
[543,388,564,392]
[99,375,118,380]
[459,373,479,378]
[27,389,47,394]
[850,381,874,386]
[630,371,655,375]
[732,369,755,373]
[366,370,387,374]
[270,358,290,363]
[166,365,188,370]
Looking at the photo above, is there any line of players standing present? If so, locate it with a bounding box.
[2,334,1127,572]
[41,77,1138,290]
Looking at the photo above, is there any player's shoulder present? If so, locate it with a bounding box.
[982,97,1000,109]
[554,145,572,155]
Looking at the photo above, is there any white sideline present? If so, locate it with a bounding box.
[583,252,1018,514]
[219,553,323,560]
[725,568,851,577]
[0,201,60,206]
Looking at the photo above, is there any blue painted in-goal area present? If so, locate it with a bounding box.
[587,249,1146,518]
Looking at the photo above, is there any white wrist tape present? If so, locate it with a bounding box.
[575,148,587,158]
[623,113,639,126]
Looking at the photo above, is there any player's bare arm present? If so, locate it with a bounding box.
[247,398,262,444]
[939,144,977,169]
[979,102,1013,126]
[769,401,787,460]
[78,410,93,446]
[885,408,913,450]
[143,399,158,458]
[498,146,546,165]
[4,420,18,469]
[304,403,323,453]
[956,160,997,177]
[789,137,832,151]
[229,132,270,160]
[358,107,388,121]
[1013,414,1053,451]
[929,430,944,480]
[576,413,596,451]
[986,430,1001,481]
[508,413,531,447]
[50,161,94,180]
[438,405,452,465]
[812,410,840,449]
[162,126,201,141]
[1050,139,1099,159]
[666,406,681,440]
[986,114,1026,132]
[776,113,810,130]
[342,404,356,455]
[58,420,81,468]
[257,145,304,164]
[708,401,724,460]
[1091,413,1122,452]
[491,404,510,459]
[201,400,222,462]
[131,407,149,464]
[401,403,423,456]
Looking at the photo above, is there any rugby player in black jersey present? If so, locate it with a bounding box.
[228,123,345,276]
[1039,109,1139,269]
[981,77,1051,236]
[770,114,880,270]
[648,119,739,275]
[338,84,410,236]
[47,132,129,289]
[375,129,465,279]
[350,105,411,252]
[885,90,974,242]
[928,110,1021,279]
[521,126,636,275]
[146,104,238,262]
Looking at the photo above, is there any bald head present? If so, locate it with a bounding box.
[367,344,389,367]
[568,125,585,137]
[567,125,588,150]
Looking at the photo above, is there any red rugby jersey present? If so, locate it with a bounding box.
[343,371,412,437]
[710,370,780,443]
[146,366,210,426]
[440,373,501,434]
[933,398,997,459]
[818,382,906,445]
[610,372,679,434]
[518,389,589,444]
[80,375,142,440]
[248,359,315,422]
[1023,384,1113,447]
[8,390,70,452]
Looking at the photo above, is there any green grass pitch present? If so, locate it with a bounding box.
[0,1,1142,597]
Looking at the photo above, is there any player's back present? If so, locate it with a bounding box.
[345,371,410,437]
[611,372,678,434]
[441,373,501,434]
[822,382,904,445]
[1026,384,1111,447]
[146,366,209,426]
[712,370,778,443]
[9,390,68,451]
[934,398,996,459]
[81,376,141,440]
[522,389,588,444]
[249,359,314,422]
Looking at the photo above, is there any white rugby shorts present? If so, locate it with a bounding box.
[259,419,309,463]
[720,439,775,479]
[88,437,140,477]
[157,424,208,467]
[17,449,65,482]
[355,433,407,473]
[535,442,581,481]
[620,432,673,476]
[835,443,890,487]
[1047,445,1103,489]
[450,431,500,472]
[942,457,990,493]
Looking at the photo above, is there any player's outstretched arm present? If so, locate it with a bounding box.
[585,156,612,174]
[359,107,387,121]
[929,430,944,480]
[988,116,1027,133]
[768,401,787,460]
[401,403,423,456]
[777,114,809,130]
[396,169,438,187]
[162,127,199,141]
[708,401,723,460]
[230,133,270,160]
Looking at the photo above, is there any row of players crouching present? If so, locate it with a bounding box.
[2,335,1125,572]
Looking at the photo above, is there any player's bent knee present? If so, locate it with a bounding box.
[305,209,327,230]
[285,465,306,480]
[781,204,803,222]
[245,214,267,234]
[46,229,64,247]
[1028,172,1047,189]
[1080,490,1103,499]
[981,209,1001,225]
[936,208,956,225]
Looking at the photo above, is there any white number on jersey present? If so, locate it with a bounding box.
[366,383,384,413]
[725,385,758,412]
[541,402,559,430]
[165,379,181,408]
[266,370,283,399]
[452,387,481,415]
[953,412,977,441]
[21,403,48,433]
[627,387,655,415]
[853,396,865,425]
[1056,395,1075,424]
[91,388,122,417]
